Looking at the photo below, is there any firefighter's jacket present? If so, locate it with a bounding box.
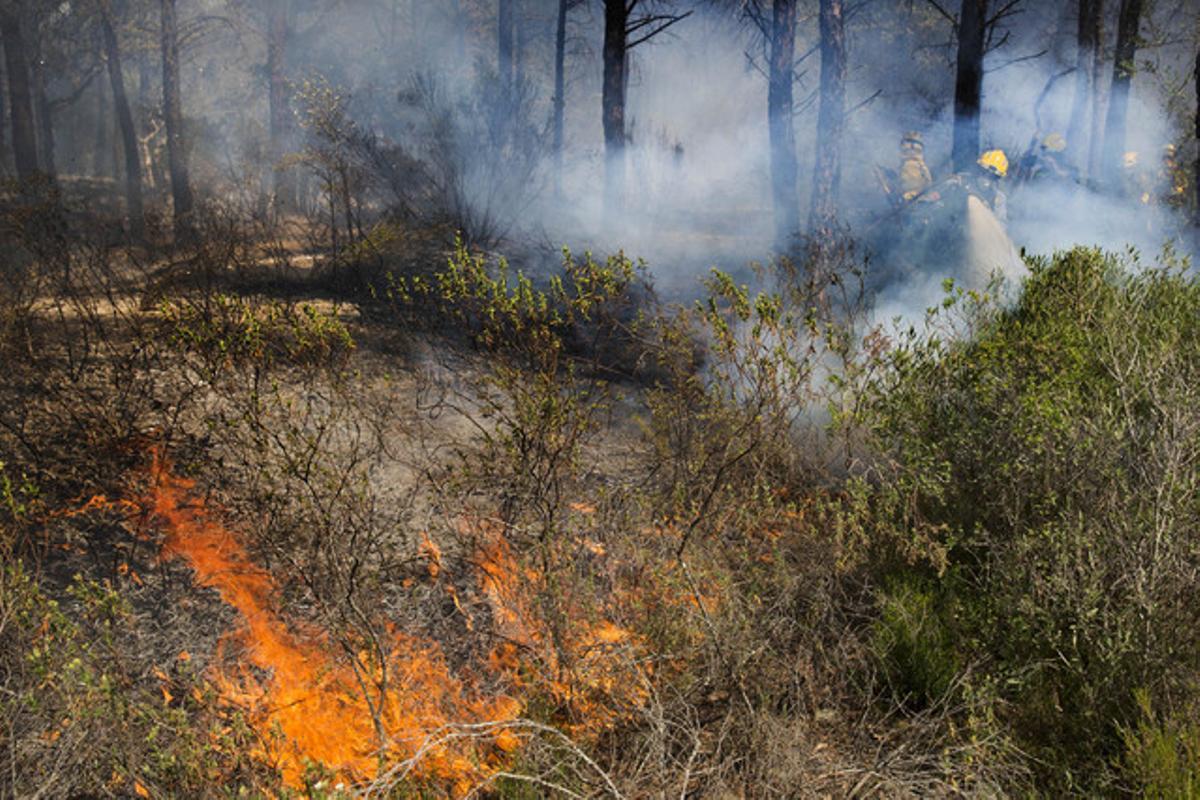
[943,171,1007,223]
[899,156,933,201]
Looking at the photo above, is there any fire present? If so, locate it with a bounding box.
[135,451,648,793]
[144,452,520,793]
[474,525,649,735]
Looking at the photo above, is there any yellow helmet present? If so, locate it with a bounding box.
[977,149,1008,178]
[1123,151,1139,168]
[1041,133,1067,152]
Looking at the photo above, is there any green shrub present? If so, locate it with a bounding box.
[873,576,960,709]
[0,564,273,797]
[856,246,1200,790]
[1122,689,1200,799]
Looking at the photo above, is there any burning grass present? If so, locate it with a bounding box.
[134,449,647,794]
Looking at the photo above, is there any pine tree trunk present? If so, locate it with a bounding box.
[95,76,110,177]
[1066,0,1100,175]
[601,0,627,217]
[160,0,194,241]
[808,0,845,240]
[952,0,987,173]
[268,0,293,214]
[0,57,7,173]
[1101,0,1142,190]
[1086,9,1106,186]
[553,0,567,196]
[30,38,55,180]
[515,1,526,90]
[101,5,144,238]
[498,0,514,92]
[768,0,798,249]
[0,9,41,183]
[1193,47,1199,228]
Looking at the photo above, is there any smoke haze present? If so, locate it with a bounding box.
[36,1,1200,314]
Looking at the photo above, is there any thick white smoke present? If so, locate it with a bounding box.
[149,1,1197,317]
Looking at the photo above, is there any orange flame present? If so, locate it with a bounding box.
[144,452,519,793]
[474,526,649,734]
[51,447,661,792]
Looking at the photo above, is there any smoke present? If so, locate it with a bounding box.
[74,1,1197,316]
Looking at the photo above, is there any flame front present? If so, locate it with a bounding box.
[145,453,519,792]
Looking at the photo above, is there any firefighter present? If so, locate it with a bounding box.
[971,149,1009,222]
[977,149,1008,221]
[898,131,933,201]
[1024,133,1075,184]
[939,149,1008,224]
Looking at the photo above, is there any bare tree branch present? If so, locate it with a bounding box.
[626,10,693,50]
[920,0,957,27]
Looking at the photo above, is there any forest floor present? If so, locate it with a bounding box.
[8,206,1195,797]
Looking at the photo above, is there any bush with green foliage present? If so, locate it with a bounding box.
[854,246,1200,792]
[0,565,272,797]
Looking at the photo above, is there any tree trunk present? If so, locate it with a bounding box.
[952,0,987,173]
[515,1,527,90]
[101,5,144,238]
[0,9,40,183]
[0,57,7,173]
[498,0,514,93]
[768,0,798,249]
[268,0,293,213]
[1086,9,1106,186]
[1193,47,1199,228]
[30,39,55,180]
[553,0,568,196]
[601,0,627,216]
[1101,0,1142,190]
[808,0,845,239]
[160,0,194,241]
[1066,0,1100,175]
[96,74,112,177]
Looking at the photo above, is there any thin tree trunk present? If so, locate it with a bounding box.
[952,0,987,173]
[328,178,338,252]
[30,39,55,180]
[601,0,627,217]
[96,74,110,177]
[553,0,567,196]
[0,57,7,173]
[808,0,845,240]
[0,9,41,183]
[1101,0,1142,190]
[340,167,354,244]
[101,4,144,238]
[498,0,514,93]
[1193,48,1199,228]
[768,0,798,249]
[1087,8,1106,186]
[136,51,159,189]
[160,0,194,241]
[1066,0,1100,175]
[515,0,526,90]
[268,0,293,214]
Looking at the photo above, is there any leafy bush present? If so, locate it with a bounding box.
[1122,689,1200,799]
[406,240,651,539]
[872,577,960,709]
[856,246,1200,791]
[159,293,354,379]
[0,565,271,797]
